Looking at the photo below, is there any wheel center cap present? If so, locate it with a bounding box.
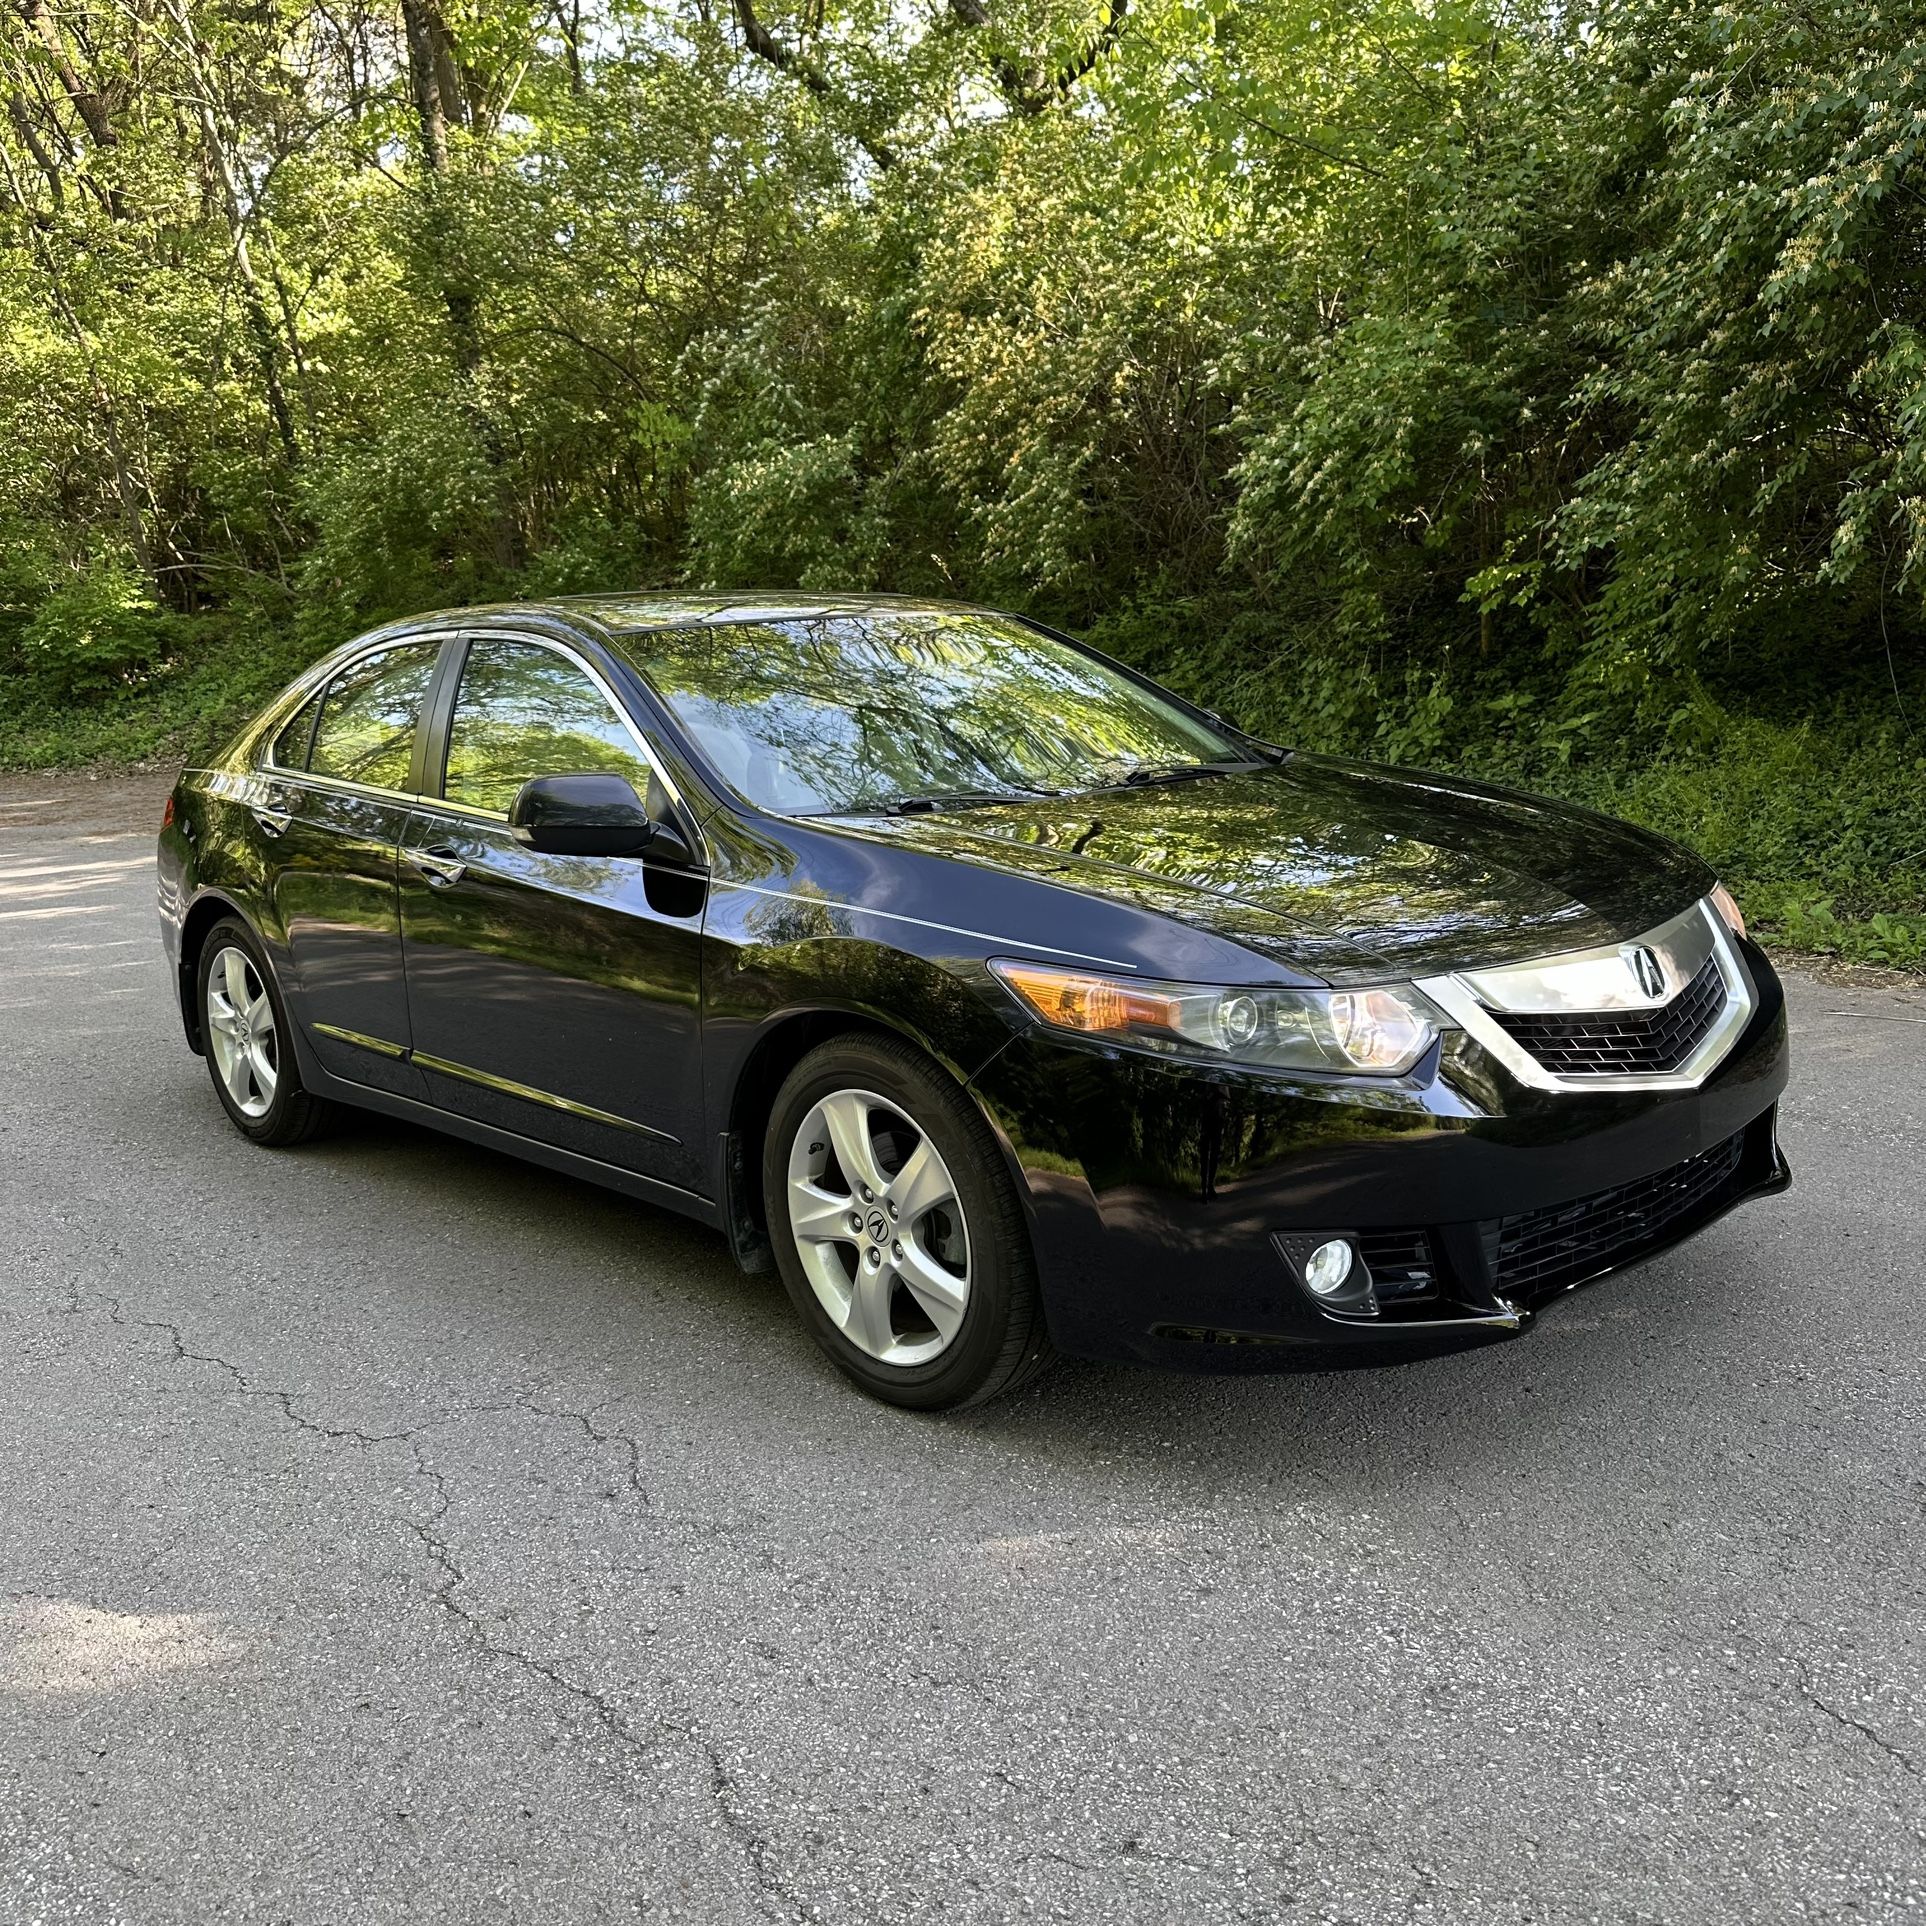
[866,1210,887,1241]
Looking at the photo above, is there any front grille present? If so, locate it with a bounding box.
[1357,1229,1438,1302]
[1486,956,1726,1077]
[1493,1130,1747,1298]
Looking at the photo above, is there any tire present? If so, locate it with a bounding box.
[195,918,334,1147]
[762,1031,1055,1410]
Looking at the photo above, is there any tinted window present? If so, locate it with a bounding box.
[271,695,320,771]
[618,611,1245,815]
[309,643,440,791]
[443,638,656,814]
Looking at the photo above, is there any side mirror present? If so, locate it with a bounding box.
[508,773,696,864]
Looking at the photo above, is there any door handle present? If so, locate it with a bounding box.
[250,788,293,836]
[405,845,468,888]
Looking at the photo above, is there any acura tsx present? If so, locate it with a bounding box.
[157,594,1790,1407]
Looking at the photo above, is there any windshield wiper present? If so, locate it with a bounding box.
[835,781,1063,812]
[1088,757,1266,792]
[878,788,1052,815]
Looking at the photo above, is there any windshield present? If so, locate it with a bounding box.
[623,610,1252,815]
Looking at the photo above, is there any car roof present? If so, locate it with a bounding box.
[548,590,988,633]
[317,590,1028,682]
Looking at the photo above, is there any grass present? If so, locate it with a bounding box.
[1484,718,1926,971]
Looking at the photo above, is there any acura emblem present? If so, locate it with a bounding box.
[1624,945,1667,999]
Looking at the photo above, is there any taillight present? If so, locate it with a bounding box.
[161,794,176,831]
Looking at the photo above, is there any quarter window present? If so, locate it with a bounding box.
[442,638,657,814]
[309,643,440,792]
[271,695,321,771]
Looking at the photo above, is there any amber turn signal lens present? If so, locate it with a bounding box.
[991,962,1179,1037]
[1710,882,1746,939]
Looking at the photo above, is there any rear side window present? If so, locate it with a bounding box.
[442,638,657,814]
[309,642,441,792]
[271,695,320,771]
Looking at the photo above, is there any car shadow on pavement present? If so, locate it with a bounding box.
[284,1096,1764,1518]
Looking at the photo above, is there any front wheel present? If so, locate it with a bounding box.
[195,918,334,1147]
[763,1033,1054,1410]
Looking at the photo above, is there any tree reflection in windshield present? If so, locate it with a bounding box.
[612,610,1245,815]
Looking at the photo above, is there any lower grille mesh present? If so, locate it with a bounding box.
[1493,1130,1747,1298]
[1357,1230,1437,1302]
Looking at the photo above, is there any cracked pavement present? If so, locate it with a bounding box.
[1,777,1922,1924]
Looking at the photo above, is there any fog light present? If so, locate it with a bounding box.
[1303,1239,1354,1298]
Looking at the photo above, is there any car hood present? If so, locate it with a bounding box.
[829,755,1713,982]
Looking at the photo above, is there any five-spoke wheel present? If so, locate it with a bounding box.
[194,918,333,1146]
[765,1033,1053,1409]
[786,1087,972,1366]
[204,943,280,1119]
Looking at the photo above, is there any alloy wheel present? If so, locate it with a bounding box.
[785,1087,972,1366]
[205,944,280,1120]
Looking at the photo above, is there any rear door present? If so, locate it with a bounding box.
[261,636,448,1096]
[396,633,709,1193]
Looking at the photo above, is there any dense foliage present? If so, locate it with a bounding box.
[3,0,1923,961]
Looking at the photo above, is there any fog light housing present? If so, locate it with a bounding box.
[1272,1230,1377,1316]
[1303,1239,1354,1297]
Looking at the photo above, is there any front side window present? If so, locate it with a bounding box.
[442,638,658,815]
[614,611,1250,816]
[308,643,440,791]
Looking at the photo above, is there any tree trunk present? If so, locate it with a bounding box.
[399,0,519,572]
[13,0,122,212]
[158,0,299,465]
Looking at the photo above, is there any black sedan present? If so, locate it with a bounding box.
[157,594,1790,1407]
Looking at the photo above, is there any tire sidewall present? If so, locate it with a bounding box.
[196,918,300,1142]
[764,1038,1028,1408]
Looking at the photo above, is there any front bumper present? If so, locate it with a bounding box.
[966,935,1791,1371]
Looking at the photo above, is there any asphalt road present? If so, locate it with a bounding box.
[1,777,1921,1925]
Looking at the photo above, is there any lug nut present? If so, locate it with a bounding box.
[886,1200,898,1220]
[848,1212,863,1233]
[891,1240,904,1261]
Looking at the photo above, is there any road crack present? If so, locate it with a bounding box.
[99,1294,426,1448]
[694,1732,808,1922]
[1789,1656,1921,1780]
[403,1444,664,1768]
[516,1389,651,1505]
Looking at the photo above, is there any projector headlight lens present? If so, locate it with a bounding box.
[991,962,1441,1076]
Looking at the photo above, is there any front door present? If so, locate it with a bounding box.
[397,634,708,1193]
[264,637,444,1096]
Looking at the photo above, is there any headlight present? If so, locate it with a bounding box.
[989,959,1441,1076]
[1709,882,1746,938]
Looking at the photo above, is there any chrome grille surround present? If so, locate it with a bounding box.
[1414,897,1755,1093]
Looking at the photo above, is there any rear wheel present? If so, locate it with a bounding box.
[763,1032,1053,1410]
[196,919,333,1146]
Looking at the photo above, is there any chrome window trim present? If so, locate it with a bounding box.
[438,629,706,860]
[1416,898,1755,1093]
[251,627,705,862]
[257,633,447,787]
[403,794,511,826]
[251,767,424,809]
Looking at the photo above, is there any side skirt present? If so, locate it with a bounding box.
[300,1057,726,1236]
